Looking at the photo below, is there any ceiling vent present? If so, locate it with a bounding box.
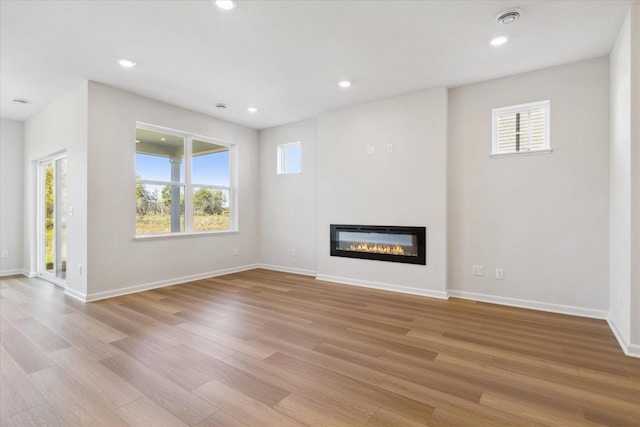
[496,9,521,25]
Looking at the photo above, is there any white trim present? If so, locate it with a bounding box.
[447,290,608,319]
[134,229,239,240]
[256,263,317,277]
[315,274,448,300]
[135,122,235,236]
[607,316,640,358]
[0,268,26,277]
[276,141,302,175]
[490,148,553,159]
[39,274,66,288]
[64,287,87,302]
[77,264,259,302]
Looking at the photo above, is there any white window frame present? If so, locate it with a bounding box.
[491,100,551,158]
[135,122,237,238]
[277,141,302,175]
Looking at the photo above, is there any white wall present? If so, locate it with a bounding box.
[609,11,632,347]
[258,119,316,275]
[316,88,448,297]
[0,118,24,275]
[609,3,640,357]
[86,82,259,299]
[630,2,640,352]
[24,82,89,296]
[448,58,610,316]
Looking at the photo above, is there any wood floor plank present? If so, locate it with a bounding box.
[0,347,48,419]
[48,346,143,409]
[11,317,71,353]
[115,397,190,427]
[162,344,291,405]
[193,379,307,427]
[101,352,217,425]
[274,391,372,426]
[5,403,69,427]
[194,409,248,427]
[1,269,638,427]
[177,321,277,359]
[28,367,130,426]
[0,326,56,374]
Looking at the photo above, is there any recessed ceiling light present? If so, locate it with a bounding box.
[160,137,166,141]
[490,36,508,46]
[118,59,136,68]
[12,98,29,104]
[216,103,227,109]
[338,80,352,88]
[496,9,521,25]
[215,0,236,10]
[136,140,140,143]
[247,106,258,113]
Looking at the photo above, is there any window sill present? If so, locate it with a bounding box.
[490,148,553,159]
[134,229,239,240]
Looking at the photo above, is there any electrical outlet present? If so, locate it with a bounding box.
[387,144,393,153]
[1,250,8,258]
[233,248,239,256]
[472,265,484,276]
[291,248,296,257]
[367,145,376,155]
[496,268,504,279]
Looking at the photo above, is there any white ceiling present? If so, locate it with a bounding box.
[0,0,632,130]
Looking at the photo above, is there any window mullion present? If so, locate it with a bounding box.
[184,135,193,232]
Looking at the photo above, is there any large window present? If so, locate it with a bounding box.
[492,100,550,156]
[135,124,234,235]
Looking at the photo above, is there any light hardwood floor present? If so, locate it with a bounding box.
[1,269,639,426]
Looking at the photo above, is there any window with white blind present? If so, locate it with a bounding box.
[492,100,550,156]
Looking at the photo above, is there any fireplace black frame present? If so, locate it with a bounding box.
[330,224,426,265]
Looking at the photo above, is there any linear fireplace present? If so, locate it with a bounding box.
[330,224,426,265]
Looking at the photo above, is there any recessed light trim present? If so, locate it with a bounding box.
[12,98,29,104]
[118,59,137,68]
[216,103,227,109]
[496,9,521,25]
[247,106,258,113]
[338,80,352,88]
[490,36,508,46]
[215,0,236,10]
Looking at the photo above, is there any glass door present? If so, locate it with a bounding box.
[39,155,67,282]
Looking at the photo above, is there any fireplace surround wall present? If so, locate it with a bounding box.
[330,224,426,265]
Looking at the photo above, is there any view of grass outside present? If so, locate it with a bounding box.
[136,183,228,234]
[44,161,67,277]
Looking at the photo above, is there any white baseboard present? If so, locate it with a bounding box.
[256,263,317,277]
[447,290,608,319]
[315,274,448,300]
[64,287,87,302]
[0,268,26,277]
[77,264,259,302]
[607,316,640,358]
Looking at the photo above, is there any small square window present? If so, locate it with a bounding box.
[277,141,301,175]
[492,100,550,156]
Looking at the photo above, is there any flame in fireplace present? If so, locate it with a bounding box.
[348,243,405,255]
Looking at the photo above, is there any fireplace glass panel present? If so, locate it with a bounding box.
[336,231,418,257]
